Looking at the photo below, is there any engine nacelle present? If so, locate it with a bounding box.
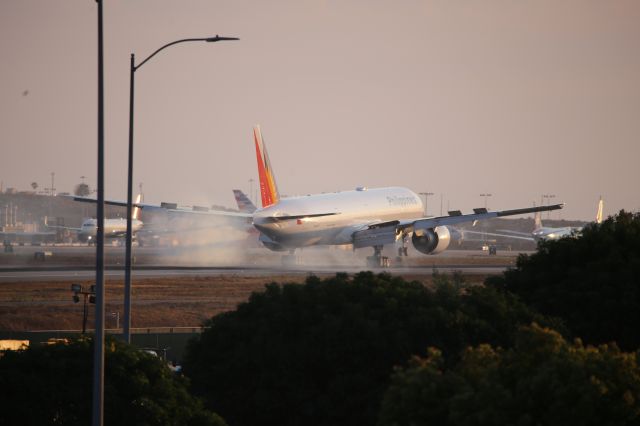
[259,233,288,252]
[411,226,451,255]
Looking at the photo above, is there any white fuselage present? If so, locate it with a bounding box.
[252,187,423,248]
[532,226,579,242]
[80,218,143,240]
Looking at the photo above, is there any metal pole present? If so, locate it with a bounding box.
[83,293,88,334]
[92,0,105,424]
[122,35,239,347]
[124,53,135,343]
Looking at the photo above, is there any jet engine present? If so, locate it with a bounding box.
[259,233,288,252]
[411,226,451,255]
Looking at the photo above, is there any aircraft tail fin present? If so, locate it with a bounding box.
[595,196,604,224]
[133,194,142,220]
[233,189,257,213]
[253,125,280,208]
[533,211,543,230]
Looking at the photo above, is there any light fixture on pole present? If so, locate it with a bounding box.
[542,194,556,219]
[480,193,492,210]
[71,284,96,334]
[124,35,239,344]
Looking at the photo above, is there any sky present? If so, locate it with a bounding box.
[1,0,639,221]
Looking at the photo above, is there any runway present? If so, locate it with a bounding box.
[0,244,522,282]
[0,264,510,282]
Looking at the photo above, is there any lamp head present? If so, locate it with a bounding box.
[206,35,240,42]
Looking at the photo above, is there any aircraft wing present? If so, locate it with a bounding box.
[43,217,82,232]
[495,229,532,237]
[460,229,535,242]
[45,225,83,232]
[0,230,58,237]
[69,196,252,219]
[406,204,564,232]
[352,203,562,248]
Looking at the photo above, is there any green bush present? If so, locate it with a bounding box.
[0,337,225,426]
[488,211,640,350]
[379,323,640,426]
[183,272,559,426]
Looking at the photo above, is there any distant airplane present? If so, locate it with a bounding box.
[233,189,258,213]
[248,126,564,266]
[463,198,604,243]
[70,192,252,247]
[47,195,144,244]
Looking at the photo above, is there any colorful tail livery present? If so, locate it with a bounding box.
[233,189,257,213]
[254,125,280,208]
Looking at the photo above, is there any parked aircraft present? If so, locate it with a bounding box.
[71,192,252,247]
[47,195,144,244]
[249,126,564,266]
[464,198,604,243]
[233,189,258,213]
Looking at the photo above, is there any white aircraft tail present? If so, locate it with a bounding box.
[595,197,604,224]
[133,194,142,220]
[533,206,543,230]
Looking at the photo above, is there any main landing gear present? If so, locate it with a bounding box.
[396,233,409,264]
[367,245,390,268]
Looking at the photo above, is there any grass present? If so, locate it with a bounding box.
[0,272,491,331]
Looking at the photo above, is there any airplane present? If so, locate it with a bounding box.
[69,191,253,248]
[47,195,144,244]
[249,126,564,267]
[462,197,604,243]
[233,189,258,214]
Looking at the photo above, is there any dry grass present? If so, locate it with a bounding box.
[0,272,490,332]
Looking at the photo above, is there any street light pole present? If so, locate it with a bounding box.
[542,194,556,219]
[418,192,434,217]
[479,193,492,243]
[124,35,239,343]
[93,1,105,425]
[480,193,492,210]
[249,178,254,205]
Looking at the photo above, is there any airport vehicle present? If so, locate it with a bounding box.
[249,126,564,266]
[47,195,144,244]
[464,198,604,243]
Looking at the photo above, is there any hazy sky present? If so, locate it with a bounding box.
[1,1,638,220]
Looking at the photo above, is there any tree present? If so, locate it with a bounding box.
[379,323,640,426]
[0,337,225,426]
[74,182,91,197]
[183,272,560,426]
[31,181,38,191]
[487,210,640,351]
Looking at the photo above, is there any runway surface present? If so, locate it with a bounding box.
[0,244,524,282]
[0,264,510,282]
